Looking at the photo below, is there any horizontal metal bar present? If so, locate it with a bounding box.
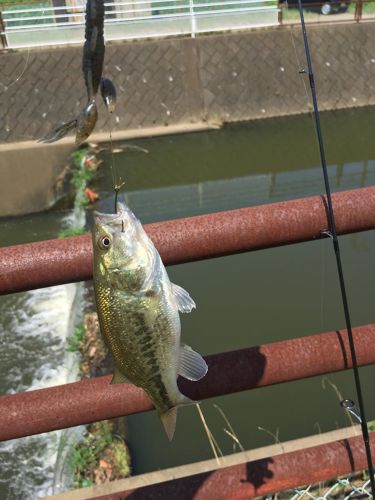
[1,0,174,15]
[3,5,84,15]
[85,432,375,499]
[2,0,271,15]
[1,187,375,296]
[5,12,84,24]
[110,5,272,18]
[112,5,190,15]
[1,323,375,441]
[190,5,275,13]
[5,19,82,30]
[195,0,275,5]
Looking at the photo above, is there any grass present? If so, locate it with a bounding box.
[0,0,42,4]
[70,420,130,489]
[69,148,96,208]
[58,227,87,239]
[70,163,94,192]
[281,0,375,21]
[66,324,86,353]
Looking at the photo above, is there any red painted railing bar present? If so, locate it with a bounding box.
[1,323,375,441]
[92,432,375,499]
[1,186,375,295]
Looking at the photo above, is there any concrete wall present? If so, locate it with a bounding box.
[0,142,75,216]
[2,22,375,144]
[1,22,375,216]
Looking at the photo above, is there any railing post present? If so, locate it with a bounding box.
[189,0,196,38]
[278,1,283,25]
[354,0,363,22]
[0,10,8,49]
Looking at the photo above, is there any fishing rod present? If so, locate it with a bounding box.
[295,1,375,493]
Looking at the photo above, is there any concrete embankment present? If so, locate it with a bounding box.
[1,21,375,216]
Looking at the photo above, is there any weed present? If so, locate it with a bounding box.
[70,166,94,192]
[68,148,96,210]
[58,227,87,238]
[66,324,86,352]
[112,440,131,477]
[70,420,131,489]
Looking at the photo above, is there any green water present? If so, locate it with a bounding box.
[1,107,375,492]
[89,107,375,474]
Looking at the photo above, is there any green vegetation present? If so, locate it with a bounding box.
[69,148,96,208]
[349,0,375,13]
[1,1,52,28]
[70,162,94,192]
[58,227,87,239]
[282,0,375,21]
[66,324,86,353]
[0,0,45,5]
[70,420,130,489]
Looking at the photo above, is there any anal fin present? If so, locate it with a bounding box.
[110,368,131,385]
[159,407,178,441]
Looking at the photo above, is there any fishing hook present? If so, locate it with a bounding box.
[114,180,125,213]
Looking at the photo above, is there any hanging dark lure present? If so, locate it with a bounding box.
[295,0,375,494]
[39,0,117,145]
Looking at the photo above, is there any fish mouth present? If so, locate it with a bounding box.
[94,202,127,222]
[93,210,123,224]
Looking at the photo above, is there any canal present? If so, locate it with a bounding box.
[1,106,375,496]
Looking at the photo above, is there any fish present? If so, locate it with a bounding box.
[92,203,208,440]
[39,0,109,145]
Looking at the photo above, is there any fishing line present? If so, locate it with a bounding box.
[0,48,30,92]
[288,28,310,105]
[107,112,124,213]
[319,237,326,333]
[296,1,375,492]
[107,115,117,193]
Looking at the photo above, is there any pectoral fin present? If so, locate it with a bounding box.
[178,344,208,381]
[110,368,131,385]
[171,283,196,313]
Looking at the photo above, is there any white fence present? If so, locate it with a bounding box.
[0,0,278,49]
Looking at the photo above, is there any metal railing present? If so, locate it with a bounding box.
[0,0,373,49]
[1,186,375,498]
[1,187,375,294]
[0,0,278,48]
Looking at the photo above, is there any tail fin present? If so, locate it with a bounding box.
[159,407,178,441]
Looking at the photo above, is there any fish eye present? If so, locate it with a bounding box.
[98,234,112,250]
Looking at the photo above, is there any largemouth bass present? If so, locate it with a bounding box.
[92,203,208,440]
